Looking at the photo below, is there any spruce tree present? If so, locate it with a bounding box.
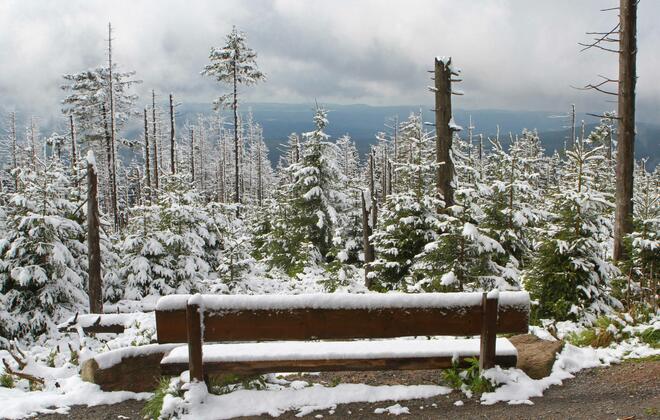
[0,162,87,339]
[524,140,621,323]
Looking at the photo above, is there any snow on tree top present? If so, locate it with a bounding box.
[155,291,530,312]
[436,56,451,65]
[86,150,96,169]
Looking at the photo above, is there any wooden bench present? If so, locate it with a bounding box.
[155,291,530,382]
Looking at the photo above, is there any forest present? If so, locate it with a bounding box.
[0,1,658,419]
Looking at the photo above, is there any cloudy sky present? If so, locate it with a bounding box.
[1,0,658,122]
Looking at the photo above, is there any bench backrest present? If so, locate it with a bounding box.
[155,292,529,344]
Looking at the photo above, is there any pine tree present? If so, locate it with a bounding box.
[524,140,621,323]
[202,26,265,204]
[258,108,346,275]
[119,174,220,299]
[0,161,87,339]
[368,113,442,291]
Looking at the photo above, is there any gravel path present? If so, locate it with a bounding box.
[36,360,659,420]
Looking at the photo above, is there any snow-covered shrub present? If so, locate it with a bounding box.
[0,163,88,340]
[119,174,220,299]
[524,142,621,323]
[412,187,516,292]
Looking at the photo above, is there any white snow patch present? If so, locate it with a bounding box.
[155,292,529,312]
[0,376,150,420]
[161,338,518,364]
[176,383,450,419]
[374,403,410,415]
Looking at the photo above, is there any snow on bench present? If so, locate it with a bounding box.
[155,291,530,312]
[161,338,518,365]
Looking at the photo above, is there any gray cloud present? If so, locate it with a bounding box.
[0,0,658,123]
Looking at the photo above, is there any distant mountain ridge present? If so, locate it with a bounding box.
[3,102,658,167]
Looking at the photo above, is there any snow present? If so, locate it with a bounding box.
[454,400,464,406]
[449,117,463,132]
[164,383,451,419]
[161,338,518,364]
[90,343,182,369]
[0,376,150,419]
[480,338,660,406]
[155,291,530,312]
[374,403,409,415]
[440,271,457,286]
[85,150,96,169]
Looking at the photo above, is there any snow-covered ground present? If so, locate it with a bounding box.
[1,293,657,419]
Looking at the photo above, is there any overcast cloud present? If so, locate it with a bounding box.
[0,0,658,122]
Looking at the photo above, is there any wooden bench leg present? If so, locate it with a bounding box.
[480,291,498,371]
[187,297,205,383]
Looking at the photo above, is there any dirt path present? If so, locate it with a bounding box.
[36,360,659,420]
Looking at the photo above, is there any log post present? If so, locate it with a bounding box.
[187,295,204,383]
[613,0,637,261]
[434,56,455,208]
[479,291,498,371]
[87,152,103,314]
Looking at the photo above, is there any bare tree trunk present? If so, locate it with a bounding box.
[169,93,176,174]
[613,0,637,261]
[256,139,263,206]
[101,104,117,227]
[381,148,388,202]
[69,115,78,190]
[220,130,226,203]
[570,104,576,151]
[143,108,151,203]
[152,90,159,194]
[232,64,240,204]
[10,112,17,190]
[368,151,378,232]
[361,190,374,288]
[190,127,195,182]
[392,116,398,189]
[30,117,37,169]
[107,23,119,232]
[87,153,103,314]
[434,57,455,208]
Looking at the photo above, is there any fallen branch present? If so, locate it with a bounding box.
[1,358,44,385]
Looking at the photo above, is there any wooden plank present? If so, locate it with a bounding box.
[156,304,528,344]
[186,301,204,382]
[161,354,517,376]
[156,309,187,343]
[480,292,499,370]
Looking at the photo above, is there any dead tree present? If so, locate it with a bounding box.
[152,90,159,193]
[256,136,263,206]
[69,115,78,188]
[361,190,375,288]
[169,93,176,174]
[101,103,117,224]
[190,126,195,182]
[614,0,637,261]
[143,108,151,203]
[10,112,17,190]
[577,0,637,261]
[432,56,461,208]
[29,117,37,169]
[87,152,103,314]
[107,23,119,231]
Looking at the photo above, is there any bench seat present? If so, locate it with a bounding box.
[160,338,518,376]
